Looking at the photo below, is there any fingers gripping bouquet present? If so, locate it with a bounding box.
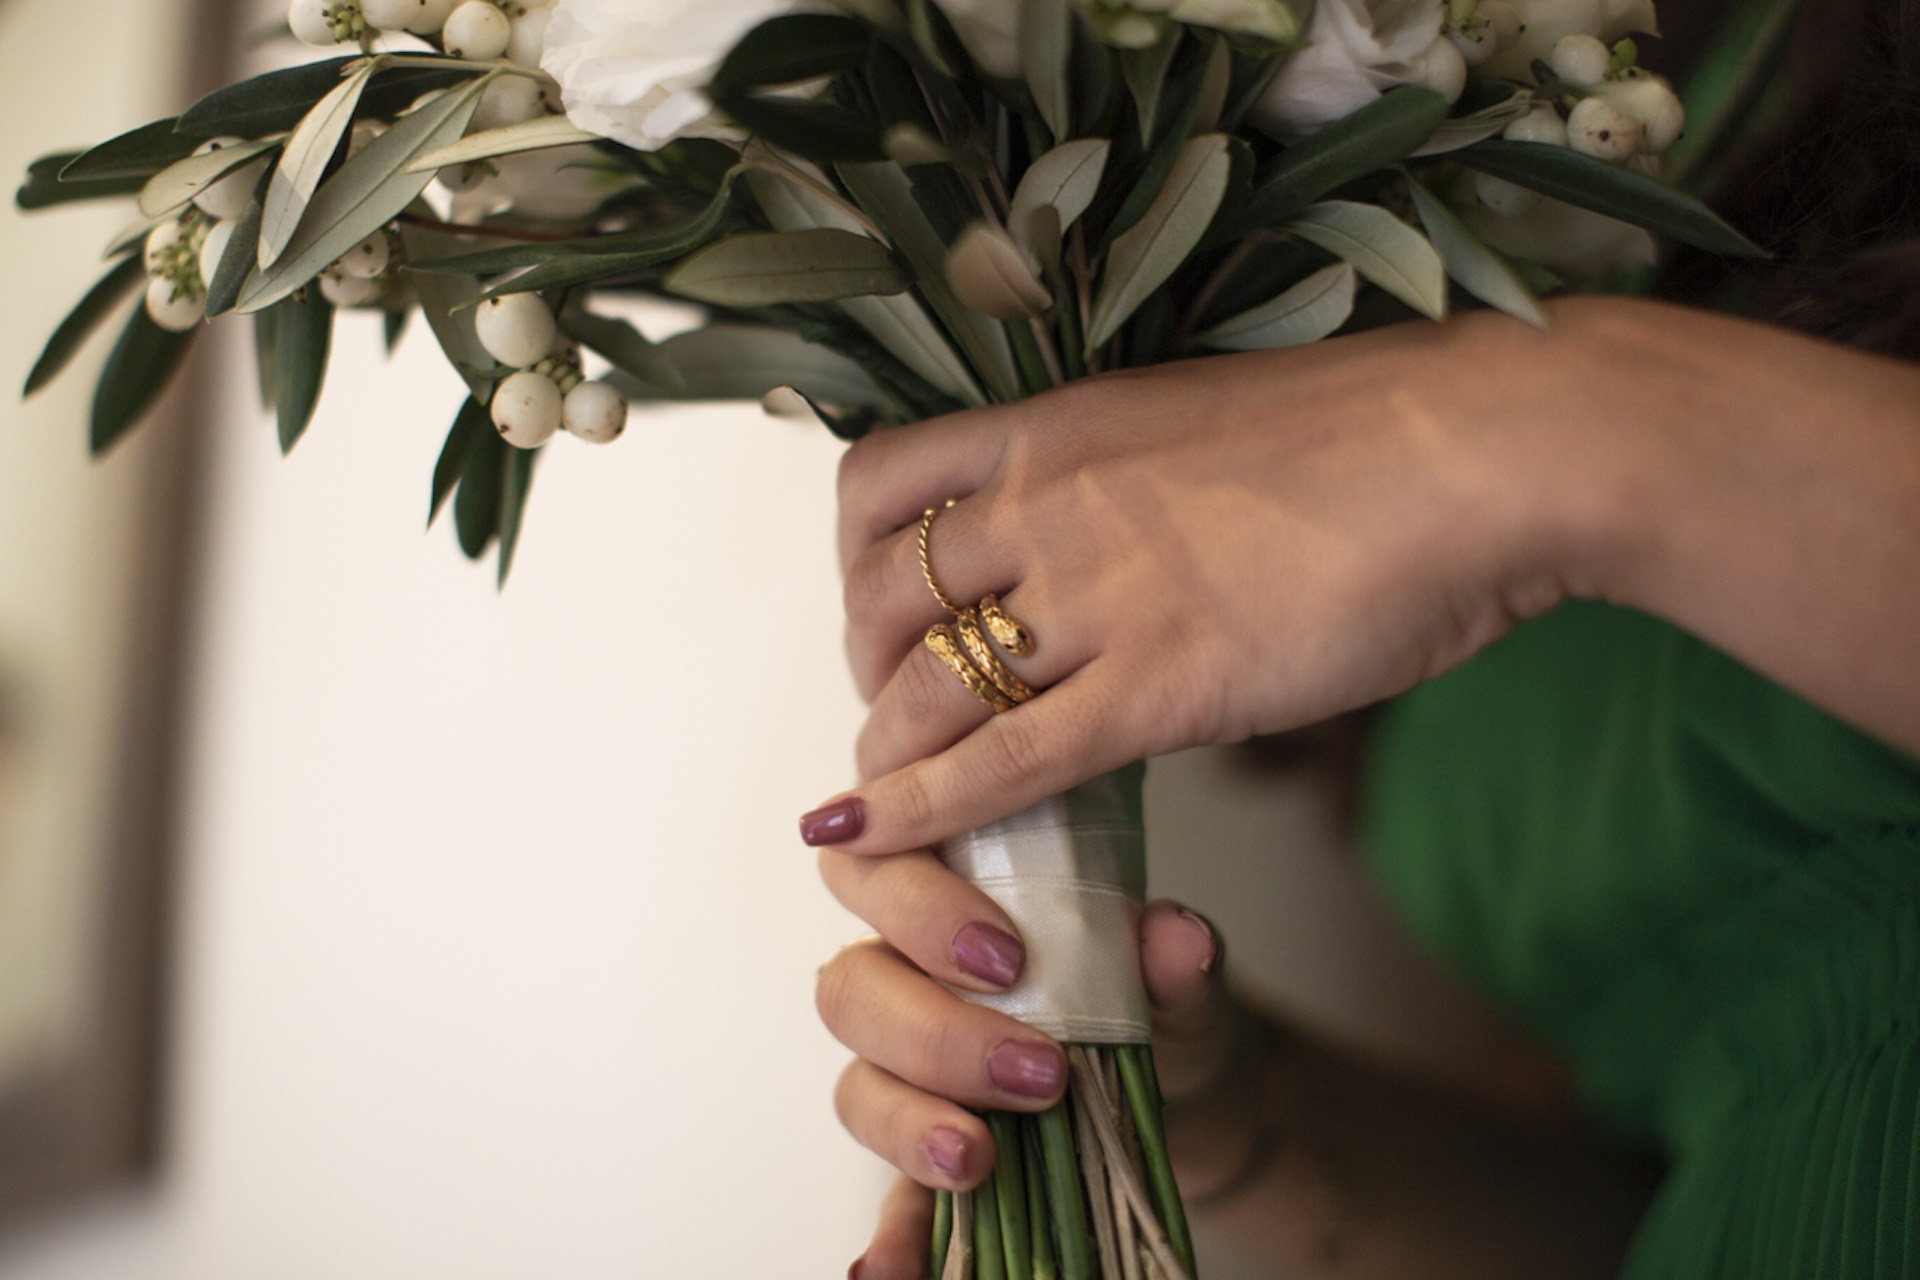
[21,0,1764,1273]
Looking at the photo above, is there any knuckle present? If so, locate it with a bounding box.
[974,711,1050,794]
[888,766,937,835]
[813,941,866,1026]
[842,544,892,627]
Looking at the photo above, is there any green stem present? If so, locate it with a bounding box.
[990,1113,1034,1280]
[934,1190,954,1280]
[1038,1101,1095,1280]
[974,1169,1008,1280]
[1023,1117,1060,1280]
[1117,1045,1197,1277]
[1004,319,1054,396]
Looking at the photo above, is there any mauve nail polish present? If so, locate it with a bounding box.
[799,797,866,846]
[923,1126,968,1179]
[952,922,1024,988]
[989,1039,1064,1098]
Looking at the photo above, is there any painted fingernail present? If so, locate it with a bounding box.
[799,797,866,846]
[1177,906,1222,975]
[923,1126,969,1180]
[952,922,1024,988]
[989,1039,1064,1099]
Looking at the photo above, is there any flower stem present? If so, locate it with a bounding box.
[990,1112,1034,1280]
[934,1190,954,1280]
[1022,1117,1060,1280]
[974,1156,1009,1280]
[1038,1102,1095,1280]
[1117,1045,1197,1277]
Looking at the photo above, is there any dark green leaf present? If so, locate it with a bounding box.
[384,306,410,353]
[429,395,490,527]
[1453,139,1766,257]
[1225,87,1449,239]
[271,291,333,454]
[1096,42,1217,245]
[253,304,280,410]
[710,14,873,94]
[1120,29,1181,145]
[23,256,146,397]
[557,307,685,395]
[495,445,537,587]
[177,57,474,140]
[453,424,505,559]
[719,95,887,164]
[57,119,197,183]
[17,154,144,210]
[90,305,195,456]
[478,256,664,297]
[204,196,266,319]
[1020,0,1073,142]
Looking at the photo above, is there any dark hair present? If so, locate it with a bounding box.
[1659,0,1920,359]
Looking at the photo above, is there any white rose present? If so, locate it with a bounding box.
[930,0,1021,79]
[1252,0,1451,136]
[541,0,802,150]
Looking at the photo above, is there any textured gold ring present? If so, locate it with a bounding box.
[955,611,1034,704]
[917,500,966,616]
[925,624,1015,713]
[976,593,1035,657]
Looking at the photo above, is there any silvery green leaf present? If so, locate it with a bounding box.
[1286,200,1448,320]
[1020,0,1073,140]
[137,135,281,219]
[406,113,601,173]
[641,324,889,406]
[1410,90,1531,157]
[259,59,378,269]
[1194,263,1356,351]
[1088,132,1230,349]
[1119,29,1180,145]
[1405,173,1547,328]
[236,74,490,314]
[557,306,687,397]
[946,222,1052,320]
[1007,139,1109,260]
[400,219,504,401]
[1193,36,1232,135]
[664,228,909,307]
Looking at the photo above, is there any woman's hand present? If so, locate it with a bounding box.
[802,297,1920,860]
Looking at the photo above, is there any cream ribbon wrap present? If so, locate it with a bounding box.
[939,766,1150,1044]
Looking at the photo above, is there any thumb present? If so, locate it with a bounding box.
[1138,900,1234,1101]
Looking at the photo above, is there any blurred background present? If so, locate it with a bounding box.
[0,1,1519,1274]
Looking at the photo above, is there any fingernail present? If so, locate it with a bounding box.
[922,1126,969,1180]
[1177,906,1221,975]
[989,1039,1064,1099]
[952,922,1024,988]
[799,797,866,846]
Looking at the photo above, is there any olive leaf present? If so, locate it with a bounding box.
[176,56,473,140]
[709,13,874,94]
[496,444,537,587]
[406,113,602,173]
[429,395,491,528]
[270,289,333,454]
[665,228,909,306]
[400,221,504,401]
[1193,262,1356,351]
[1410,90,1531,157]
[1008,138,1109,259]
[1088,132,1230,349]
[1404,172,1546,328]
[1285,200,1448,319]
[1021,0,1073,141]
[637,324,889,406]
[137,135,281,219]
[203,198,266,319]
[453,425,506,559]
[17,153,145,210]
[91,304,195,456]
[57,119,197,183]
[1118,29,1181,145]
[23,255,147,397]
[557,306,687,397]
[946,222,1053,320]
[259,58,380,269]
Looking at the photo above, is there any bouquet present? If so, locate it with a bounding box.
[19,0,1769,1273]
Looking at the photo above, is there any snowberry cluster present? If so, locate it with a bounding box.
[141,138,269,330]
[290,0,554,63]
[475,294,628,448]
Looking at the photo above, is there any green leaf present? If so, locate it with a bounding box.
[557,306,686,396]
[236,74,491,313]
[453,425,505,559]
[404,114,601,173]
[23,255,147,397]
[400,221,502,401]
[260,59,379,269]
[90,305,195,456]
[58,120,197,183]
[710,14,874,94]
[1088,133,1230,349]
[643,324,889,405]
[1020,0,1073,142]
[176,57,473,140]
[429,395,491,527]
[1285,200,1447,319]
[664,228,908,306]
[204,198,266,319]
[720,95,887,164]
[1227,87,1449,238]
[1453,140,1766,257]
[1404,172,1546,328]
[253,303,281,410]
[1119,29,1181,145]
[1008,139,1109,254]
[384,305,410,354]
[496,444,536,587]
[1194,262,1356,350]
[1410,88,1530,157]
[17,154,144,210]
[271,291,333,454]
[138,135,281,219]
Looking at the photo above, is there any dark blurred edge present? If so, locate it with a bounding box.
[0,0,241,1225]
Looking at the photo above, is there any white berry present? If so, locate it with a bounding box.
[289,0,346,45]
[319,270,381,307]
[1472,171,1542,218]
[405,0,460,31]
[474,293,558,367]
[1549,34,1612,86]
[506,8,551,66]
[442,1,511,59]
[492,370,562,448]
[1479,1,1520,45]
[336,231,391,279]
[1597,76,1685,154]
[198,220,237,288]
[1410,36,1468,104]
[562,380,627,443]
[473,76,545,132]
[145,275,203,331]
[144,220,182,273]
[1504,105,1570,147]
[1567,95,1644,161]
[360,0,418,29]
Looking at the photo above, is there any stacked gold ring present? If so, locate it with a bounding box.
[918,501,1037,714]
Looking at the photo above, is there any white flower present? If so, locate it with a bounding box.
[1252,0,1453,136]
[541,0,801,150]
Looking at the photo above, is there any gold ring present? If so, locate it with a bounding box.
[917,501,966,616]
[925,624,1015,713]
[955,611,1034,703]
[977,594,1035,657]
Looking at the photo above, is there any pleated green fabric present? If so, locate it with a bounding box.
[1363,601,1920,1278]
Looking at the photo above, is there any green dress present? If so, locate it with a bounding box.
[1363,600,1920,1277]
